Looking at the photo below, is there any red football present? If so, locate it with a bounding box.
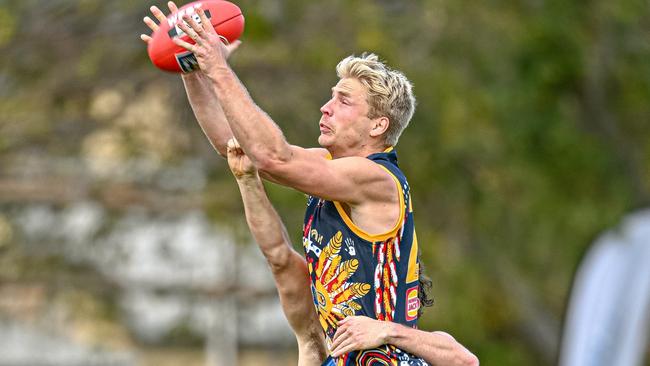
[147,0,244,73]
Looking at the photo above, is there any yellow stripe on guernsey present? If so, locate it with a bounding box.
[333,165,405,242]
[406,231,419,284]
[326,146,391,159]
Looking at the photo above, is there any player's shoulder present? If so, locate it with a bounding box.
[302,147,370,166]
[304,147,331,159]
[299,147,391,180]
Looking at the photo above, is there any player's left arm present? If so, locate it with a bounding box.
[330,316,479,366]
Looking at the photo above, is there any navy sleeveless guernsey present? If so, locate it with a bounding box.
[302,148,429,366]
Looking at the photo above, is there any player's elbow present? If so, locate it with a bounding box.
[255,156,285,176]
[462,353,479,366]
[254,156,279,174]
[252,148,292,176]
[263,242,293,273]
[453,345,479,366]
[433,332,479,366]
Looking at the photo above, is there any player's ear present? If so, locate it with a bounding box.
[369,116,389,138]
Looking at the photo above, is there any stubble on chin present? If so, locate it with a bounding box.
[317,134,330,147]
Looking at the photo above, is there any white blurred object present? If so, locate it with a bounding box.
[559,209,650,366]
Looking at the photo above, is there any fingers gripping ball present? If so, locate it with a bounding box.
[147,0,244,73]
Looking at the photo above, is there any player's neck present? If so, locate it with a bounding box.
[327,143,390,159]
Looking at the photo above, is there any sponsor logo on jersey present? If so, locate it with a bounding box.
[405,286,420,321]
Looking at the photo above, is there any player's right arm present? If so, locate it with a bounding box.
[141,2,238,158]
[227,139,327,366]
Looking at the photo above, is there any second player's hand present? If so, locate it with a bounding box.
[227,138,257,179]
[330,316,391,357]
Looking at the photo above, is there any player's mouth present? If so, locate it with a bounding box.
[319,123,332,134]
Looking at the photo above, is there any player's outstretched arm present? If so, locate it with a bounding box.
[331,316,479,366]
[180,71,235,158]
[171,10,398,206]
[227,138,327,366]
[171,7,291,165]
[141,1,241,158]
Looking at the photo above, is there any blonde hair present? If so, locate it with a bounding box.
[336,53,416,146]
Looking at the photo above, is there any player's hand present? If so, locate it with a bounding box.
[140,2,241,57]
[140,2,179,44]
[330,316,391,357]
[171,6,234,75]
[227,138,257,179]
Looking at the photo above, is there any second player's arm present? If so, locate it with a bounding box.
[331,316,479,366]
[383,324,479,366]
[235,172,327,365]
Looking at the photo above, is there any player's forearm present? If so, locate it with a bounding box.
[206,67,292,169]
[181,72,233,157]
[386,324,479,366]
[236,175,292,270]
[273,253,328,365]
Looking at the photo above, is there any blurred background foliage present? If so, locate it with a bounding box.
[0,0,649,365]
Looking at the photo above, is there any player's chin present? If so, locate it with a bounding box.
[318,133,333,147]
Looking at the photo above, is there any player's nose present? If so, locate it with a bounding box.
[320,99,333,116]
